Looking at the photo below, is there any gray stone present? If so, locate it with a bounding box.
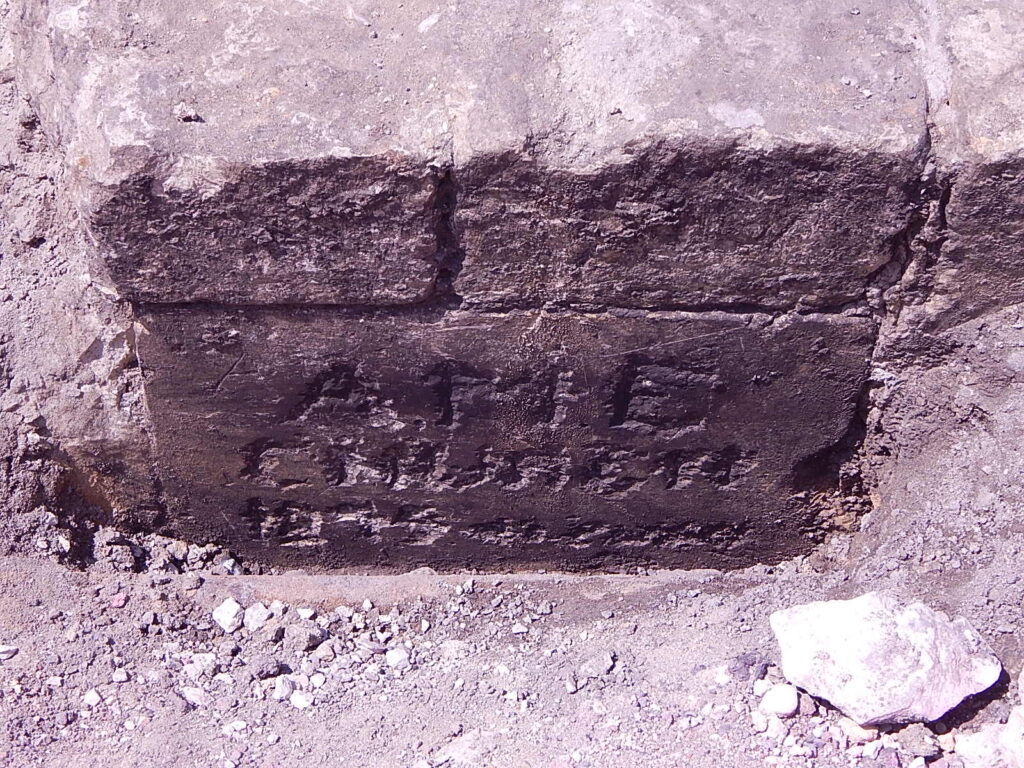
[770,592,1002,725]
[283,623,328,654]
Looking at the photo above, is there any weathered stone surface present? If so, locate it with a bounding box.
[135,308,872,569]
[897,0,1024,332]
[956,706,1024,768]
[15,0,926,309]
[770,592,1002,725]
[2,0,948,569]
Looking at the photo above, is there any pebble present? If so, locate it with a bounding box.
[289,691,314,709]
[180,686,211,708]
[510,623,529,635]
[284,623,328,653]
[82,688,102,707]
[759,683,799,718]
[838,717,879,744]
[385,647,411,670]
[296,607,316,620]
[111,669,130,683]
[212,598,244,633]
[0,645,18,660]
[271,676,295,701]
[579,652,616,679]
[750,710,769,733]
[243,602,272,632]
[897,723,941,758]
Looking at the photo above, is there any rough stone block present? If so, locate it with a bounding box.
[16,0,927,309]
[905,0,1024,330]
[136,308,874,570]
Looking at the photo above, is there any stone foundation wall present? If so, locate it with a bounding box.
[2,0,1022,570]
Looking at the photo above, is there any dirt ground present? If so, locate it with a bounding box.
[0,504,1021,768]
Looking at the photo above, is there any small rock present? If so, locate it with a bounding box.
[838,717,879,744]
[296,607,316,620]
[181,573,203,591]
[770,592,1001,725]
[289,690,314,709]
[0,645,18,661]
[212,598,244,633]
[180,686,211,708]
[579,652,616,679]
[82,688,102,707]
[750,710,769,733]
[310,672,326,688]
[313,641,336,662]
[271,676,295,701]
[797,692,817,716]
[111,669,130,683]
[283,623,328,653]
[385,647,411,670]
[897,723,941,758]
[243,602,272,632]
[510,623,529,635]
[362,599,374,612]
[759,683,799,718]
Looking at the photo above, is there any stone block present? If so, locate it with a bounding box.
[15,0,927,309]
[136,308,874,569]
[903,0,1024,330]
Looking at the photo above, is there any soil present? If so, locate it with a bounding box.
[0,516,1020,768]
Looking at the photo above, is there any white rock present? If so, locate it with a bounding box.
[111,669,129,683]
[770,592,1001,725]
[289,690,314,709]
[0,645,18,660]
[212,598,244,633]
[296,607,316,620]
[271,675,295,701]
[752,678,772,697]
[759,683,800,718]
[180,686,211,708]
[243,602,272,632]
[385,647,411,669]
[510,623,529,635]
[956,705,1024,768]
[310,672,326,688]
[750,710,769,733]
[837,717,879,744]
[82,688,102,707]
